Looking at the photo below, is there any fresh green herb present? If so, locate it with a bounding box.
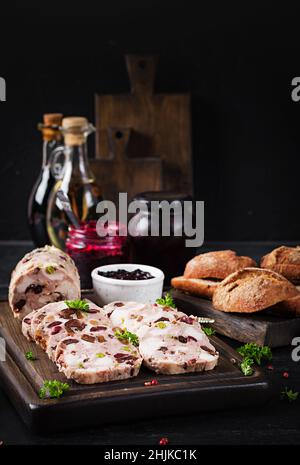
[156,322,167,329]
[25,351,36,361]
[64,299,89,312]
[239,357,254,376]
[114,328,139,347]
[96,353,105,358]
[78,363,84,369]
[45,265,56,274]
[156,293,176,308]
[39,380,70,399]
[237,343,272,366]
[202,325,216,336]
[281,387,299,402]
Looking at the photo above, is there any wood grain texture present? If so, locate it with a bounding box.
[92,126,162,202]
[0,300,271,431]
[171,289,300,347]
[94,54,193,202]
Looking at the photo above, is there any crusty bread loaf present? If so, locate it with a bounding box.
[171,276,219,298]
[184,250,256,280]
[212,267,298,313]
[260,246,300,284]
[271,294,300,318]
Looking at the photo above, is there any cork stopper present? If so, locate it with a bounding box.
[62,117,88,130]
[62,117,90,146]
[40,113,63,141]
[43,113,63,127]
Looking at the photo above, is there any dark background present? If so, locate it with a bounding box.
[0,1,299,241]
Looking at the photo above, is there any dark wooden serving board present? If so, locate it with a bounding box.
[0,301,272,432]
[171,289,300,348]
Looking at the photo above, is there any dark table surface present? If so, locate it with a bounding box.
[1,241,300,445]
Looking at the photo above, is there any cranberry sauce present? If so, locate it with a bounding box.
[66,221,129,289]
[98,268,154,281]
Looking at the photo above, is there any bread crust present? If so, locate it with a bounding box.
[184,250,256,280]
[260,246,300,284]
[171,276,219,298]
[212,267,298,313]
[271,294,300,318]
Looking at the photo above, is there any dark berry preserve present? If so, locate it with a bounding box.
[129,192,197,284]
[66,220,129,289]
[98,268,154,280]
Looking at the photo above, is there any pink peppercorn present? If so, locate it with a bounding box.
[159,437,169,445]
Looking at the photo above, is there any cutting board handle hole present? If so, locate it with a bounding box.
[115,131,123,139]
[138,60,146,69]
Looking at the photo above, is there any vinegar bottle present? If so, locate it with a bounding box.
[28,113,63,246]
[46,117,103,250]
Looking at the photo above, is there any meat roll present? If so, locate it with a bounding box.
[104,301,187,334]
[22,299,143,384]
[33,301,108,361]
[104,301,219,374]
[138,319,219,374]
[9,245,80,319]
[55,330,142,384]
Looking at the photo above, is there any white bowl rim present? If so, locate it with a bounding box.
[91,263,164,286]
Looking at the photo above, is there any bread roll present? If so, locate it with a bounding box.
[212,267,298,313]
[171,276,219,298]
[260,246,300,284]
[184,250,256,280]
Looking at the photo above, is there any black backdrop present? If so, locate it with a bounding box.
[0,0,299,241]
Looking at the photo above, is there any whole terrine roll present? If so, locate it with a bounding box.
[9,245,80,319]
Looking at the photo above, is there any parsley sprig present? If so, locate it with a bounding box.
[156,293,176,308]
[39,380,70,399]
[240,357,255,376]
[202,325,216,337]
[237,343,272,366]
[64,299,89,312]
[237,343,272,376]
[25,351,36,361]
[114,328,139,347]
[281,387,299,402]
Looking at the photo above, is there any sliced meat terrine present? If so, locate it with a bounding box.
[22,299,143,384]
[104,301,219,374]
[138,319,219,374]
[22,306,48,341]
[55,329,142,384]
[9,245,80,319]
[104,301,186,335]
[33,301,108,361]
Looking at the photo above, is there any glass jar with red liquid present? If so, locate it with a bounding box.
[129,192,197,284]
[66,220,129,290]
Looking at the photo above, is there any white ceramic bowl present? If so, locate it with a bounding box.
[91,264,164,306]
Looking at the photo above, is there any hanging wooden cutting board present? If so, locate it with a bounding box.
[93,55,193,202]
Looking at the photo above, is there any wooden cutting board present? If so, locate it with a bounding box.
[171,289,300,347]
[0,301,271,431]
[93,55,193,202]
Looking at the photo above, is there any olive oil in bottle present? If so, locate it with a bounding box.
[28,113,63,246]
[46,117,103,250]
